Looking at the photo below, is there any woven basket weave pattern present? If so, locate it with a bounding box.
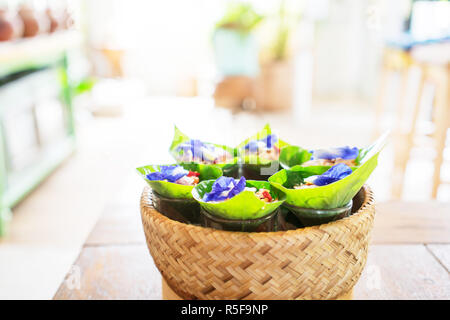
[140,185,375,300]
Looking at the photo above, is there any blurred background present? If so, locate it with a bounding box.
[0,0,448,299]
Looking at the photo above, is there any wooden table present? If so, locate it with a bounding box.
[54,187,450,300]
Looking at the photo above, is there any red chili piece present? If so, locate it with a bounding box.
[187,171,200,177]
[262,190,272,202]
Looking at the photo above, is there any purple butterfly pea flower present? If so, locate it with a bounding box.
[305,163,353,186]
[265,134,278,148]
[244,134,278,152]
[203,176,246,202]
[310,146,359,160]
[146,165,188,183]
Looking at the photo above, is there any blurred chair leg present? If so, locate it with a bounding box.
[394,68,410,135]
[392,66,426,198]
[391,137,408,199]
[430,65,449,198]
[407,67,425,149]
[391,68,412,199]
[372,65,389,140]
[0,207,12,237]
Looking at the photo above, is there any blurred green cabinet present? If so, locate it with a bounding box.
[0,32,81,236]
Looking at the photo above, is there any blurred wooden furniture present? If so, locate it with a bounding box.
[373,47,419,198]
[100,48,125,78]
[213,61,294,112]
[53,179,450,299]
[411,43,450,198]
[0,31,82,236]
[213,76,260,112]
[374,42,450,199]
[259,60,294,111]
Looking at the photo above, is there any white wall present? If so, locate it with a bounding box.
[312,0,410,100]
[83,0,412,99]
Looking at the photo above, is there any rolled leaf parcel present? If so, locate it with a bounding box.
[302,146,359,167]
[203,176,246,202]
[294,163,353,189]
[203,176,276,203]
[146,165,200,186]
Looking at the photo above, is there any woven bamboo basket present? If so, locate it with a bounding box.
[140,185,375,300]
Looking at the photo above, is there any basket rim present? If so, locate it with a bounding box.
[141,184,374,239]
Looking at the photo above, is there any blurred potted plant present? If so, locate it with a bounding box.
[259,0,300,111]
[0,1,24,41]
[18,2,51,37]
[213,2,263,77]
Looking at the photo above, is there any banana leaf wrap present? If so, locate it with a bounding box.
[169,126,239,177]
[279,146,312,169]
[136,163,223,199]
[192,179,286,220]
[238,123,290,179]
[280,145,362,170]
[269,133,388,209]
[279,132,389,169]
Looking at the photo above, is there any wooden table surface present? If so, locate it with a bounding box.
[54,185,450,300]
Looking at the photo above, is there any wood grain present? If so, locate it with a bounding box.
[84,204,145,246]
[54,243,450,300]
[371,201,450,244]
[54,199,450,300]
[354,245,450,299]
[54,245,161,300]
[139,186,375,300]
[87,200,450,246]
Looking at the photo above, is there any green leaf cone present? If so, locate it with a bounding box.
[279,145,312,169]
[136,163,223,199]
[237,124,290,181]
[168,126,240,172]
[279,131,389,169]
[269,133,388,209]
[192,180,286,220]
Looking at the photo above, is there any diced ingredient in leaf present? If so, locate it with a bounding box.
[294,163,353,189]
[203,177,276,203]
[302,158,356,167]
[303,146,358,167]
